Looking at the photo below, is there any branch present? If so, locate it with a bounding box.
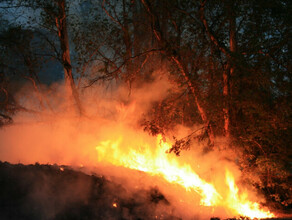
[239,136,267,156]
[36,31,61,61]
[127,54,150,96]
[77,42,105,89]
[85,48,162,88]
[102,0,123,29]
[199,0,230,57]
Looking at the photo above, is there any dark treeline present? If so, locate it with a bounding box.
[0,0,291,212]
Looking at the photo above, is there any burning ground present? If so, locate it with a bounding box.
[0,161,289,220]
[0,77,290,219]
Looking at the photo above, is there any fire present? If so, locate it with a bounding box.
[225,170,274,219]
[95,134,275,219]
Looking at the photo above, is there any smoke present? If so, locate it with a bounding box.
[0,70,267,219]
[0,71,171,164]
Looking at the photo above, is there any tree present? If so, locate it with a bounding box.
[139,0,215,146]
[9,0,84,114]
[0,14,51,122]
[55,0,83,114]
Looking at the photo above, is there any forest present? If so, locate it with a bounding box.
[0,0,291,218]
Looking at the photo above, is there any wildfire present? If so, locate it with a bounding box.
[95,134,275,219]
[225,170,274,219]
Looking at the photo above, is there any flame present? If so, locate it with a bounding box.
[95,134,275,219]
[225,170,274,219]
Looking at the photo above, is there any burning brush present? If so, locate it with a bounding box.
[95,134,275,219]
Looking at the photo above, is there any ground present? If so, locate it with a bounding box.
[0,161,290,220]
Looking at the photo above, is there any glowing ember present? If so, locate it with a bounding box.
[112,203,118,208]
[95,135,275,219]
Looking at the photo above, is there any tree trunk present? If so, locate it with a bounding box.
[223,1,237,139]
[222,66,230,138]
[56,0,83,115]
[172,57,215,146]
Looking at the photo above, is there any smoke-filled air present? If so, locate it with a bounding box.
[0,71,275,219]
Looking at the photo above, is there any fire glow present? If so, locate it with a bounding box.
[0,78,277,219]
[96,134,275,219]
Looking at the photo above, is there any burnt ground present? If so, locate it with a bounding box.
[0,161,290,220]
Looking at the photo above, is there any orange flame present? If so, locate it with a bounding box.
[225,170,274,219]
[95,134,275,219]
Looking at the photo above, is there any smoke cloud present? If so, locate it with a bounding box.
[0,71,171,164]
[0,70,267,219]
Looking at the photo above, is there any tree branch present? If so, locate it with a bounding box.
[85,48,162,88]
[199,0,231,57]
